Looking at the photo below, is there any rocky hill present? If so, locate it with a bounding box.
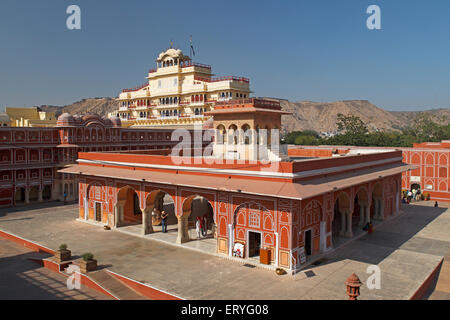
[263,98,448,133]
[39,98,119,118]
[38,97,449,133]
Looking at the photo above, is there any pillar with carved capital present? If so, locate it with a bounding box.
[176,215,190,244]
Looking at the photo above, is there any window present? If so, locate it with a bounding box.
[173,78,178,86]
[158,80,162,88]
[249,212,260,228]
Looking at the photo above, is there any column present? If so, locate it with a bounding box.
[114,204,123,228]
[38,188,43,202]
[379,199,384,220]
[176,216,189,244]
[25,188,30,204]
[344,210,353,238]
[365,205,370,224]
[228,224,234,257]
[358,204,365,226]
[373,198,379,220]
[339,210,346,236]
[141,209,154,235]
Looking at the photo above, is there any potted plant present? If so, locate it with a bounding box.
[424,192,430,201]
[79,252,97,273]
[55,243,71,262]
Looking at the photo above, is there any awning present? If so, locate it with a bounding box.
[59,163,414,201]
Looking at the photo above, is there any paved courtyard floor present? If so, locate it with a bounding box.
[0,236,111,300]
[0,200,449,300]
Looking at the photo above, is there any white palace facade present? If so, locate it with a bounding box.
[109,48,251,129]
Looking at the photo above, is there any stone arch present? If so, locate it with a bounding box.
[177,194,215,244]
[332,191,351,238]
[241,123,251,145]
[142,190,176,235]
[354,186,370,228]
[115,186,142,227]
[29,186,39,202]
[228,124,238,145]
[14,187,25,203]
[216,124,226,144]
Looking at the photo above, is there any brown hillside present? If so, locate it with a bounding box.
[39,97,449,133]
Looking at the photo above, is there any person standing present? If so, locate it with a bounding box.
[202,214,208,237]
[196,217,202,239]
[434,201,439,208]
[161,210,168,233]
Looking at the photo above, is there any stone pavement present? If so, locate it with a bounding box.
[0,236,112,300]
[0,200,449,300]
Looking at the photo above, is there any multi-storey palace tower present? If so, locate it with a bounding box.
[109,48,251,129]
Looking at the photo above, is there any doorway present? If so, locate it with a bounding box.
[248,231,261,258]
[95,202,102,222]
[305,229,312,255]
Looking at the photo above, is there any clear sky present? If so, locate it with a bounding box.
[1,0,449,111]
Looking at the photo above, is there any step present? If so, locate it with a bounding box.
[88,270,147,300]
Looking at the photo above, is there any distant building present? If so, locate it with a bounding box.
[0,113,199,208]
[5,107,57,127]
[108,48,251,129]
[288,141,450,202]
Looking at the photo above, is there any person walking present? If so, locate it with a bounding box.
[161,210,168,233]
[195,216,202,239]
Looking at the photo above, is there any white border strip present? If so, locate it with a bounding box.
[106,269,185,300]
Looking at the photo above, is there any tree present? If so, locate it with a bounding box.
[335,113,369,146]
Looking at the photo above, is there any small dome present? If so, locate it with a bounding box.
[57,113,75,126]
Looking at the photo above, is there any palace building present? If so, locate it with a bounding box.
[62,98,413,271]
[108,48,251,129]
[2,107,57,127]
[0,113,198,208]
[288,141,450,202]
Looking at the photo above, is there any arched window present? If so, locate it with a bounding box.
[228,124,238,145]
[242,124,251,144]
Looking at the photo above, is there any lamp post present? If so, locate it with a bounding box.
[345,273,363,300]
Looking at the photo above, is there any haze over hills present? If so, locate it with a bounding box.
[37,97,449,133]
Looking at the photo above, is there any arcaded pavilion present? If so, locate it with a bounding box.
[61,98,413,272]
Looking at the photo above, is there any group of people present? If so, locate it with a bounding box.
[195,214,209,239]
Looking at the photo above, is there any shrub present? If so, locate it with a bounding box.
[82,253,94,261]
[59,244,68,251]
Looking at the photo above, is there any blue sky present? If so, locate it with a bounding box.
[1,0,449,111]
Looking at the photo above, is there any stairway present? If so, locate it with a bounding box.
[87,270,148,300]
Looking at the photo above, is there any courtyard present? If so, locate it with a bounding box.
[0,200,449,300]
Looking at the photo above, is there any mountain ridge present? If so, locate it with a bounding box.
[38,97,449,133]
